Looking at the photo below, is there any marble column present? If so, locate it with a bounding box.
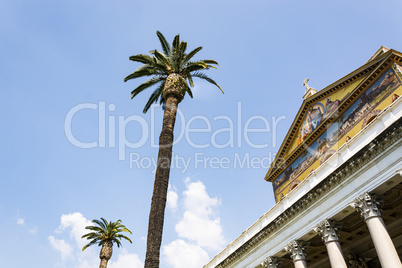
[285,240,308,268]
[261,256,281,268]
[313,219,347,268]
[350,192,402,268]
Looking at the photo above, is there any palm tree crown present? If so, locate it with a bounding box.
[82,218,132,251]
[124,31,223,113]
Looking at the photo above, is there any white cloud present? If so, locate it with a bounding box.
[163,178,226,268]
[56,212,93,249]
[174,179,225,251]
[163,239,209,268]
[183,178,220,217]
[175,211,224,251]
[17,218,24,225]
[29,227,38,234]
[167,185,179,211]
[108,248,143,268]
[48,236,74,261]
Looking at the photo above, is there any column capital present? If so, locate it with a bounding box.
[313,219,341,243]
[261,256,282,268]
[346,252,371,267]
[349,192,382,220]
[284,240,308,261]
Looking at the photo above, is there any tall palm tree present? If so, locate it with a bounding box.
[124,31,222,268]
[81,218,132,268]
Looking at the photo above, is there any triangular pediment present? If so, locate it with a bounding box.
[283,76,367,160]
[266,47,402,202]
[366,46,390,64]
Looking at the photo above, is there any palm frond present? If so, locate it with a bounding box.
[92,219,107,230]
[129,54,155,65]
[186,61,208,68]
[82,238,100,251]
[131,77,165,99]
[182,47,203,66]
[186,74,194,87]
[178,41,188,66]
[128,55,169,75]
[159,92,166,110]
[101,218,109,230]
[192,72,224,94]
[119,235,133,244]
[201,59,220,66]
[124,67,165,82]
[183,61,208,73]
[184,83,193,98]
[153,49,170,67]
[171,34,182,71]
[119,227,133,234]
[84,225,101,232]
[156,31,171,56]
[143,82,164,113]
[179,42,187,55]
[172,34,180,52]
[81,232,95,239]
[114,239,122,248]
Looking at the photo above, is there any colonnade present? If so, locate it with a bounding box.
[261,192,402,268]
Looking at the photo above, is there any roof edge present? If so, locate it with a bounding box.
[265,48,399,182]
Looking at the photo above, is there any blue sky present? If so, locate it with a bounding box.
[2,0,402,267]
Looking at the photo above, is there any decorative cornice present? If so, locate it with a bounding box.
[213,118,402,267]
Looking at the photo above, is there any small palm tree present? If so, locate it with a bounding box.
[125,31,222,268]
[82,218,132,268]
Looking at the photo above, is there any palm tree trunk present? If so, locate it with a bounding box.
[144,93,180,268]
[99,241,113,268]
[100,259,109,268]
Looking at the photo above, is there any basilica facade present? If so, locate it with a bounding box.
[205,47,402,268]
